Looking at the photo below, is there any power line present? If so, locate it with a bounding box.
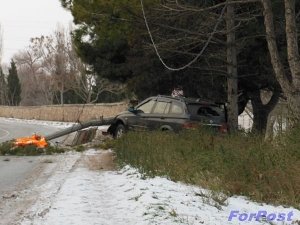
[140,0,226,71]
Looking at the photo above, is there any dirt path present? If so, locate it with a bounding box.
[84,149,116,171]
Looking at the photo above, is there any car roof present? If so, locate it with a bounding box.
[152,95,223,107]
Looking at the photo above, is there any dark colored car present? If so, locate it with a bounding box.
[107,95,228,138]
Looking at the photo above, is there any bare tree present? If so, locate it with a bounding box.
[14,24,122,105]
[0,25,8,105]
[70,64,124,103]
[0,24,2,64]
[52,26,125,104]
[14,34,62,106]
[52,26,72,105]
[14,26,73,105]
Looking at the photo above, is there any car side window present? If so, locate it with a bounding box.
[197,107,219,116]
[153,101,171,114]
[136,100,156,113]
[170,102,184,114]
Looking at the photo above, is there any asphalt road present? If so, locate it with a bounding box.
[0,118,63,195]
[0,119,62,142]
[0,156,41,194]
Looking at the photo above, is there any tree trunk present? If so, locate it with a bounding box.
[285,0,300,87]
[226,2,239,132]
[60,83,64,105]
[284,0,300,121]
[261,0,292,94]
[261,0,300,122]
[250,90,279,133]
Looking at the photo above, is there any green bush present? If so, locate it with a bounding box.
[114,129,300,208]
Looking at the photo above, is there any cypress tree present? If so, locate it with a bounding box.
[0,67,7,105]
[7,60,21,106]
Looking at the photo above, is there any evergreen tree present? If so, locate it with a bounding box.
[7,60,21,106]
[0,67,7,105]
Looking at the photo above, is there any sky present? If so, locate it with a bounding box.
[0,0,73,64]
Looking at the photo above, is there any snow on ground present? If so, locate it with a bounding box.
[0,117,75,129]
[0,117,110,132]
[1,117,299,224]
[20,150,300,225]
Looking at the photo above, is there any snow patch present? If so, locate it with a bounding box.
[20,159,300,225]
[0,117,110,133]
[21,153,81,224]
[0,117,74,129]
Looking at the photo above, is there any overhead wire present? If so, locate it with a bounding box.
[140,0,226,71]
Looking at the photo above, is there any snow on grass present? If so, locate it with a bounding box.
[20,152,300,225]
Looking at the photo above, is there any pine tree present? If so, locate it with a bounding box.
[7,60,21,106]
[0,67,7,105]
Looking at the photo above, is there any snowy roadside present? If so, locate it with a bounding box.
[0,117,110,135]
[1,117,298,224]
[0,152,81,225]
[0,117,75,129]
[19,150,300,225]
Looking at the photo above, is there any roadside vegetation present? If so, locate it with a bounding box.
[113,128,300,208]
[0,141,67,156]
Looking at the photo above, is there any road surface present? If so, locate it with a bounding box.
[0,118,62,142]
[0,118,63,195]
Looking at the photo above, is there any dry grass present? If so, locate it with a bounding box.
[0,103,126,122]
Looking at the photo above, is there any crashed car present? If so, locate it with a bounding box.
[107,95,228,138]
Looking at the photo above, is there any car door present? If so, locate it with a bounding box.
[147,100,172,130]
[127,99,156,131]
[164,101,187,131]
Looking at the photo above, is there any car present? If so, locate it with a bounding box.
[107,95,228,138]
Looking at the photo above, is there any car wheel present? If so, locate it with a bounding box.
[114,124,126,138]
[161,126,173,132]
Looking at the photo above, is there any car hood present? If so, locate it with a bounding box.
[115,111,134,118]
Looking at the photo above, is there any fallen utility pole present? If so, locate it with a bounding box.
[14,117,114,148]
[45,117,114,141]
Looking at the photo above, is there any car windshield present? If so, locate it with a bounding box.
[136,100,156,113]
[187,103,225,118]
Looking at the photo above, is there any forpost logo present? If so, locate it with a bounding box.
[228,210,294,222]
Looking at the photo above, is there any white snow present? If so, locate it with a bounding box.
[19,151,300,225]
[0,117,110,132]
[1,117,299,224]
[0,117,75,129]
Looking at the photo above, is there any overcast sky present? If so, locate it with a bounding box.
[0,0,73,64]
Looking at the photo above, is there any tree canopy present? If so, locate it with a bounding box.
[60,0,300,132]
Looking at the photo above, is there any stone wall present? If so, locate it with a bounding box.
[0,103,127,122]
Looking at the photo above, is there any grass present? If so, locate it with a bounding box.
[113,128,300,208]
[0,141,67,156]
[94,138,115,150]
[74,145,85,152]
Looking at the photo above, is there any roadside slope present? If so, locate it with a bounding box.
[19,150,300,225]
[0,153,80,225]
